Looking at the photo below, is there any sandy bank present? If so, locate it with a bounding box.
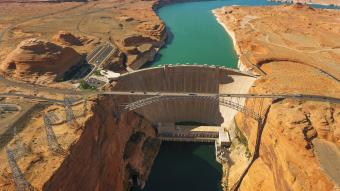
[212,9,240,55]
[212,9,253,73]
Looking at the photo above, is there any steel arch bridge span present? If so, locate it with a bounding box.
[122,95,262,121]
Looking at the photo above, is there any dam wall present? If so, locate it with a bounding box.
[111,65,256,125]
[114,65,253,93]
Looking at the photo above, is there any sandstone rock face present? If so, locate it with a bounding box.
[0,38,81,84]
[102,48,126,72]
[115,1,168,70]
[126,44,157,70]
[287,3,315,10]
[52,31,85,46]
[121,34,163,47]
[43,96,160,191]
[236,100,339,191]
[214,5,340,191]
[119,33,161,70]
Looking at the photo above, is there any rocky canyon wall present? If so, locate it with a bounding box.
[214,4,340,191]
[235,99,339,191]
[43,96,160,191]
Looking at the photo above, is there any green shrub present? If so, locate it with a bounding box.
[79,80,96,90]
[93,70,102,76]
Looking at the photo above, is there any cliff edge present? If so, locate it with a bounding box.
[214,4,340,191]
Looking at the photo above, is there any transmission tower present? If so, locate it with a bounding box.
[63,97,78,128]
[12,127,29,160]
[83,96,88,116]
[6,148,34,191]
[43,115,66,155]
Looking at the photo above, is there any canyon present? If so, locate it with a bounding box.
[0,0,339,191]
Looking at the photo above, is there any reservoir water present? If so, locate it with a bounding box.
[141,1,278,191]
[146,0,282,69]
[139,1,337,191]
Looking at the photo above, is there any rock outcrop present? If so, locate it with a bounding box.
[126,44,157,70]
[52,31,86,46]
[0,38,82,84]
[118,34,164,70]
[113,1,168,70]
[102,48,126,72]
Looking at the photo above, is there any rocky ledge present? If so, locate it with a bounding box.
[0,38,82,84]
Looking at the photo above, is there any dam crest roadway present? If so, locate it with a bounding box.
[1,64,340,146]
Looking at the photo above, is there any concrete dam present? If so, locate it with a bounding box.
[111,65,256,129]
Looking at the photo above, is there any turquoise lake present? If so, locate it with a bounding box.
[146,0,283,69]
[138,1,338,191]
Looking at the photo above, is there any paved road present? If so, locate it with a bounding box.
[87,44,114,65]
[0,93,67,104]
[99,91,340,103]
[0,76,79,95]
[84,43,116,81]
[1,91,340,104]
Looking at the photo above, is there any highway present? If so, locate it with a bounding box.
[1,91,340,104]
[0,75,80,95]
[98,91,340,103]
[0,93,68,104]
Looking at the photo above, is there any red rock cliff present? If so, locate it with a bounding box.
[43,96,160,191]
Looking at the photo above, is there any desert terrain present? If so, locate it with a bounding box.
[0,0,166,82]
[0,0,339,190]
[270,0,340,6]
[214,3,340,191]
[0,0,165,190]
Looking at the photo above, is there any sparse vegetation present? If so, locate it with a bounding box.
[93,70,102,76]
[79,80,96,90]
[234,118,252,159]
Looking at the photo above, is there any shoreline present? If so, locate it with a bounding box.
[212,9,240,56]
[212,9,252,72]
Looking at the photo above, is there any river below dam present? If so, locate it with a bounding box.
[136,0,337,191]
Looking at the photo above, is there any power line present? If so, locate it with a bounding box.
[43,115,66,155]
[6,148,34,191]
[11,127,29,160]
[63,96,78,128]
